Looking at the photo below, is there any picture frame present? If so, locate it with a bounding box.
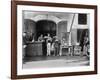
[11,0,97,79]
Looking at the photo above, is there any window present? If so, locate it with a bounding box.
[78,14,87,25]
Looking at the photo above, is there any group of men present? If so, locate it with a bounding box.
[22,31,90,60]
[38,33,61,56]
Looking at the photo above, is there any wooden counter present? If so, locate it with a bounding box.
[26,41,43,56]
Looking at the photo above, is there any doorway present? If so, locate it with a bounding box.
[36,20,56,40]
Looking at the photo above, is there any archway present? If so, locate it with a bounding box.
[36,20,56,40]
[24,19,36,41]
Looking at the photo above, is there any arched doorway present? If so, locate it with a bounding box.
[36,20,56,40]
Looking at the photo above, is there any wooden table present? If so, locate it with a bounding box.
[60,45,73,56]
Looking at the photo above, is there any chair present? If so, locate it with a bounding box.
[73,43,81,56]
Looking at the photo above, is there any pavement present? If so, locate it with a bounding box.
[23,56,89,69]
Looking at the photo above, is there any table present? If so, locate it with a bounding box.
[60,45,73,56]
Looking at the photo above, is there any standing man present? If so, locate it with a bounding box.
[47,40,51,56]
[45,33,52,56]
[22,32,28,63]
[54,37,61,56]
[38,34,44,42]
[83,32,90,59]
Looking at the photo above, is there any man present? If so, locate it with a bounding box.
[46,34,52,56]
[22,32,27,63]
[83,33,90,59]
[38,34,44,42]
[54,37,61,56]
[47,39,51,56]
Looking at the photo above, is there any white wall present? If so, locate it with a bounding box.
[72,14,89,29]
[0,0,100,80]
